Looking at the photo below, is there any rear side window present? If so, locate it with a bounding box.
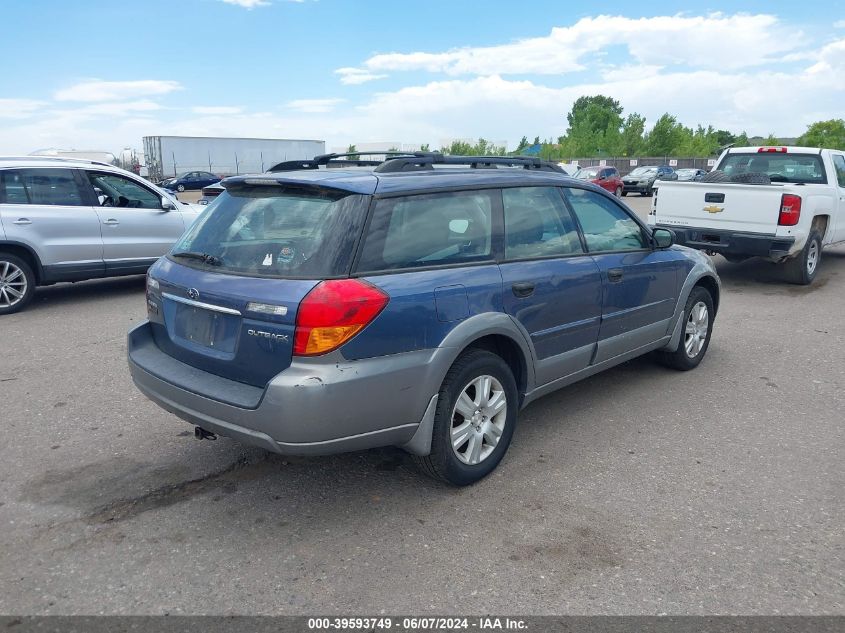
[563,188,647,252]
[0,168,85,206]
[503,187,583,259]
[357,190,494,273]
[173,186,368,278]
[718,153,827,184]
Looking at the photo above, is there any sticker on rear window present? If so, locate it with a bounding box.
[262,253,273,266]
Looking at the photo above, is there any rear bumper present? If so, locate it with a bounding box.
[127,321,440,455]
[657,225,795,260]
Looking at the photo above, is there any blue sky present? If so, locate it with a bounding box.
[0,0,843,154]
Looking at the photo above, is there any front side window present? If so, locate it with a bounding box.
[174,186,368,278]
[832,154,845,188]
[563,188,647,252]
[357,190,494,273]
[87,172,162,209]
[503,187,583,260]
[0,168,85,206]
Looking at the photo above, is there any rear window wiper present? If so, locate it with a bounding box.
[171,251,222,266]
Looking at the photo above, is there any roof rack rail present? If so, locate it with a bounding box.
[0,155,116,168]
[374,152,565,174]
[268,151,416,172]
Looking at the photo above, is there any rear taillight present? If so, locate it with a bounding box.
[779,194,801,226]
[293,279,389,356]
[758,147,787,153]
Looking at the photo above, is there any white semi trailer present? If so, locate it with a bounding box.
[142,136,325,183]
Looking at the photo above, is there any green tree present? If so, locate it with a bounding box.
[515,136,530,153]
[735,132,750,147]
[619,113,646,156]
[566,95,623,135]
[797,119,845,149]
[419,143,430,152]
[761,134,781,145]
[646,114,685,156]
[713,130,735,148]
[346,144,359,160]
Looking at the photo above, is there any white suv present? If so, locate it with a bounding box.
[0,157,202,314]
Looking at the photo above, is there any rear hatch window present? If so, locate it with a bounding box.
[718,153,827,184]
[172,185,369,278]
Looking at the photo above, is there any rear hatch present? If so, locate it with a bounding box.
[148,179,372,388]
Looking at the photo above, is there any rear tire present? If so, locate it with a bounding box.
[783,230,822,285]
[0,253,36,315]
[414,350,518,486]
[656,286,714,371]
[176,184,185,192]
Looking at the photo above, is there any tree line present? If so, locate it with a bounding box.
[344,96,845,160]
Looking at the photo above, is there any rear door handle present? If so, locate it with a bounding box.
[12,218,32,225]
[511,282,535,298]
[102,219,120,226]
[607,268,624,282]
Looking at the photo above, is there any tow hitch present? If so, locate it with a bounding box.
[194,426,217,441]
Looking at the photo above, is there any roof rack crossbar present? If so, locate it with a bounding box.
[374,153,564,174]
[268,151,418,172]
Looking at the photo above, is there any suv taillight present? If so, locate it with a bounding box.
[779,194,801,226]
[293,279,389,356]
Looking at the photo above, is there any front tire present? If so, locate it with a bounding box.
[656,286,714,371]
[614,186,622,197]
[414,350,518,486]
[783,230,821,285]
[621,191,628,197]
[0,253,36,315]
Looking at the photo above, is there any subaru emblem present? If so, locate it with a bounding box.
[187,288,200,300]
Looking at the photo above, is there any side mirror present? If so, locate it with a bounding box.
[161,196,177,211]
[652,228,674,248]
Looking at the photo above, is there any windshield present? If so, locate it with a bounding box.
[717,153,827,184]
[629,167,656,176]
[171,185,368,278]
[575,168,600,179]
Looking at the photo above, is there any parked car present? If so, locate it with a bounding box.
[160,171,221,193]
[129,153,720,486]
[574,165,624,197]
[676,168,706,182]
[198,182,225,205]
[622,165,677,196]
[0,156,203,314]
[649,146,845,284]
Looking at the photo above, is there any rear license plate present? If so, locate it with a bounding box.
[173,304,235,350]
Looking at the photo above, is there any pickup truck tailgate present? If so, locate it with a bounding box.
[653,181,784,234]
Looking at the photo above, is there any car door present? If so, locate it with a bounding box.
[83,171,188,274]
[562,186,684,364]
[0,167,104,280]
[831,153,845,242]
[498,186,603,384]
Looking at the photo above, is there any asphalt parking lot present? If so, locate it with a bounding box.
[0,195,842,615]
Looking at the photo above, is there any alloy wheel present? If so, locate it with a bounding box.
[0,260,27,309]
[684,301,709,358]
[450,375,507,465]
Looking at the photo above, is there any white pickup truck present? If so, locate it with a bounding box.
[648,146,845,284]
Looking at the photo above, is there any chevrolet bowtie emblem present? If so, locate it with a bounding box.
[703,205,724,214]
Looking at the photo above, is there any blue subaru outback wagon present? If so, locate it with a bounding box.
[128,152,720,485]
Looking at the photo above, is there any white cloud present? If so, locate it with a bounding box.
[75,100,164,116]
[360,13,801,76]
[335,67,388,85]
[220,0,270,8]
[192,106,244,115]
[54,79,182,102]
[0,98,46,119]
[286,98,346,113]
[834,20,845,28]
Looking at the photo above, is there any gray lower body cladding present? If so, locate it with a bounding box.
[128,321,442,455]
